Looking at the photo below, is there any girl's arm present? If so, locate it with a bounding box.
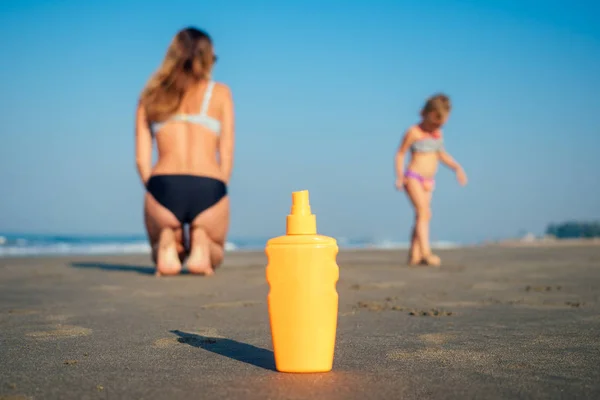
[218,84,235,184]
[438,150,462,172]
[439,150,468,186]
[135,102,153,186]
[395,128,414,179]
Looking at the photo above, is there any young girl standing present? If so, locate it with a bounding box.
[394,94,467,266]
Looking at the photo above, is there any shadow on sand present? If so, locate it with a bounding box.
[70,262,157,275]
[171,329,276,371]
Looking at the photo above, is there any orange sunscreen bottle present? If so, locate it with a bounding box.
[265,190,339,373]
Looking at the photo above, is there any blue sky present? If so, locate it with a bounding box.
[0,0,599,243]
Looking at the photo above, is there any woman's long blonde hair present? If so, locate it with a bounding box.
[140,27,216,122]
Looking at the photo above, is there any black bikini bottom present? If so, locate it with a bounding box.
[146,174,227,224]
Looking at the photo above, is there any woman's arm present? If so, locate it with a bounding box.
[135,102,153,186]
[219,85,235,184]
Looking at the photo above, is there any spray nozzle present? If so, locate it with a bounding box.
[286,190,317,235]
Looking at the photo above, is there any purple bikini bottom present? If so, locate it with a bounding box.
[405,170,435,188]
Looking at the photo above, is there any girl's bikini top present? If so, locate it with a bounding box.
[410,127,444,153]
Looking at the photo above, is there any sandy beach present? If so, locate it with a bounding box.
[1,244,599,400]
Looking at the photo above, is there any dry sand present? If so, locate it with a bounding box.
[1,244,599,399]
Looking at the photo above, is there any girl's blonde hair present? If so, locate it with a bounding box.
[421,93,451,119]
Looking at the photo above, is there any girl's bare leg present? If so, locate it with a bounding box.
[404,179,440,267]
[408,225,422,264]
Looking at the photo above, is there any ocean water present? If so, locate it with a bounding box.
[0,233,460,258]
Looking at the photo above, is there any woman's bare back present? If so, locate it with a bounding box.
[152,82,230,181]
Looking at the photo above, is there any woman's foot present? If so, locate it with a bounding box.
[187,227,214,276]
[155,229,182,276]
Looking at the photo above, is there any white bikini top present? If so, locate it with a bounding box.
[150,81,221,136]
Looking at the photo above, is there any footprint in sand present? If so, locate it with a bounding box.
[419,333,455,346]
[26,325,92,340]
[6,309,39,316]
[408,309,454,317]
[582,315,600,322]
[471,282,509,291]
[153,337,180,348]
[92,285,122,292]
[199,301,261,309]
[525,285,562,292]
[564,301,584,308]
[438,264,467,272]
[386,348,492,367]
[354,298,455,316]
[513,301,582,310]
[153,327,224,348]
[46,314,72,322]
[131,289,163,298]
[437,301,481,308]
[525,273,550,280]
[350,281,406,290]
[355,301,391,312]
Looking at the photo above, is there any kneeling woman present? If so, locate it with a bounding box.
[135,27,235,276]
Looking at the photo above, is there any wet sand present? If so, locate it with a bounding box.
[1,245,599,400]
